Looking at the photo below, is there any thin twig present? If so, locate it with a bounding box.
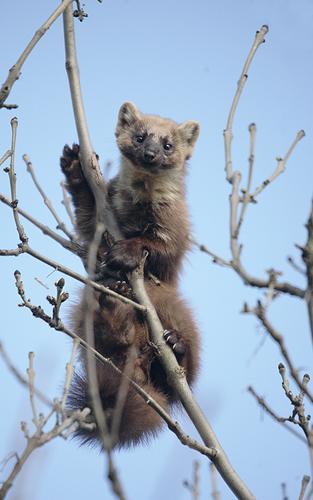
[281,482,288,500]
[224,25,268,182]
[189,237,230,267]
[210,463,221,500]
[0,0,74,107]
[247,386,306,443]
[83,218,127,500]
[61,180,76,227]
[23,154,75,241]
[250,131,305,200]
[287,256,306,276]
[299,201,313,348]
[0,406,92,499]
[0,342,52,407]
[299,475,310,500]
[0,150,11,166]
[27,352,39,429]
[0,192,84,258]
[243,302,313,403]
[0,339,94,499]
[278,364,313,483]
[184,461,200,500]
[8,118,27,243]
[236,123,256,237]
[84,222,112,448]
[278,364,311,439]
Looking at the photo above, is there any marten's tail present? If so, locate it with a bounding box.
[67,370,169,449]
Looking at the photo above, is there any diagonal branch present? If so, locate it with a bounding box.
[0,342,52,407]
[243,302,313,403]
[247,386,306,444]
[0,0,74,108]
[0,192,84,258]
[130,257,254,499]
[23,154,75,241]
[250,130,305,200]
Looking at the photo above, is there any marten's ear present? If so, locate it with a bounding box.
[117,102,141,129]
[177,121,200,149]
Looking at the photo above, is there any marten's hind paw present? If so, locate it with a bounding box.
[163,329,186,356]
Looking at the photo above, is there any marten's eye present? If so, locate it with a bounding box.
[164,143,172,151]
[135,135,144,143]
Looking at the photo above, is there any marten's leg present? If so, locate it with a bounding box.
[60,144,96,242]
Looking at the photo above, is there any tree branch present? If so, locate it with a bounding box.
[62,3,121,241]
[299,202,313,347]
[0,342,93,500]
[243,302,313,403]
[23,154,75,241]
[0,0,74,108]
[247,386,306,444]
[0,192,84,258]
[224,25,268,183]
[0,342,52,407]
[130,255,255,499]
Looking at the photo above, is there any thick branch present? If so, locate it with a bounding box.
[130,257,255,500]
[62,4,121,240]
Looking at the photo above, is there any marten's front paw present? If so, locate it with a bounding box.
[105,240,142,273]
[60,144,84,186]
[110,280,134,299]
[163,329,186,356]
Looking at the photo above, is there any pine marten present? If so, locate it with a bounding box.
[61,102,200,448]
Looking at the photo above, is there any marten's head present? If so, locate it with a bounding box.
[115,102,199,174]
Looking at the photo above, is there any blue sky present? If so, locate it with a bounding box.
[1,1,313,499]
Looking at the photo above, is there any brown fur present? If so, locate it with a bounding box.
[61,102,200,448]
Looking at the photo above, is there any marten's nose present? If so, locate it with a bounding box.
[144,150,156,162]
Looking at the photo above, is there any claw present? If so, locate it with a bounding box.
[163,329,186,356]
[163,329,171,341]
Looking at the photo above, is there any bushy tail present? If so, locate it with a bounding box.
[67,369,169,449]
